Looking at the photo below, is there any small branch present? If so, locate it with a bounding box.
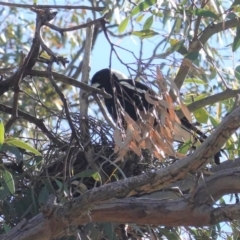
[46,60,81,147]
[25,69,112,98]
[0,2,104,11]
[45,14,109,33]
[177,88,240,118]
[80,18,94,120]
[79,19,98,171]
[94,94,116,129]
[0,104,65,147]
[4,37,41,131]
[173,18,240,95]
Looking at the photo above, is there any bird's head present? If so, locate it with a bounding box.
[91,68,112,90]
[91,68,128,92]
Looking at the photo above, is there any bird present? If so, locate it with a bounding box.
[91,68,221,164]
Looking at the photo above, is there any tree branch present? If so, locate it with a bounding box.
[177,88,240,118]
[24,69,112,98]
[174,18,240,93]
[0,2,104,11]
[3,167,240,239]
[45,14,109,32]
[0,104,65,147]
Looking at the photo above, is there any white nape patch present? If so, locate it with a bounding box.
[119,81,146,94]
[92,83,101,88]
[111,69,128,79]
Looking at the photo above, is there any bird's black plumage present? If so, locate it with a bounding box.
[91,68,153,122]
[91,68,221,164]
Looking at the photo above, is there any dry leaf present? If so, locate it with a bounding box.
[145,91,158,105]
[156,66,168,92]
[114,149,128,162]
[179,97,192,123]
[122,110,140,130]
[129,141,141,156]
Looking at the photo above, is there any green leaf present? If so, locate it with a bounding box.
[74,169,98,178]
[185,52,199,61]
[194,93,210,101]
[143,15,153,30]
[184,78,206,85]
[135,14,145,22]
[131,0,157,16]
[238,136,240,157]
[193,9,218,19]
[169,39,185,52]
[0,184,10,200]
[118,17,129,33]
[233,27,240,52]
[103,223,117,240]
[5,138,41,156]
[132,29,159,38]
[232,0,240,7]
[3,223,11,233]
[209,116,220,127]
[0,119,4,150]
[155,40,185,58]
[1,144,23,163]
[38,184,49,205]
[54,179,63,189]
[178,140,192,154]
[234,65,240,80]
[177,45,188,55]
[152,9,163,17]
[2,170,15,194]
[193,108,209,123]
[92,172,101,182]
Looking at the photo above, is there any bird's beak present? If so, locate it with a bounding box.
[91,83,101,88]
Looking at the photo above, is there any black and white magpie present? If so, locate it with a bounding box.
[91,68,221,164]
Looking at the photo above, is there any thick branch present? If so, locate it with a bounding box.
[194,167,240,205]
[3,167,240,240]
[143,158,240,200]
[64,105,240,214]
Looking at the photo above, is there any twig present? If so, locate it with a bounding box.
[25,70,112,98]
[0,104,65,147]
[45,13,109,33]
[47,59,82,148]
[79,19,101,174]
[94,94,116,129]
[176,88,240,119]
[0,2,104,11]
